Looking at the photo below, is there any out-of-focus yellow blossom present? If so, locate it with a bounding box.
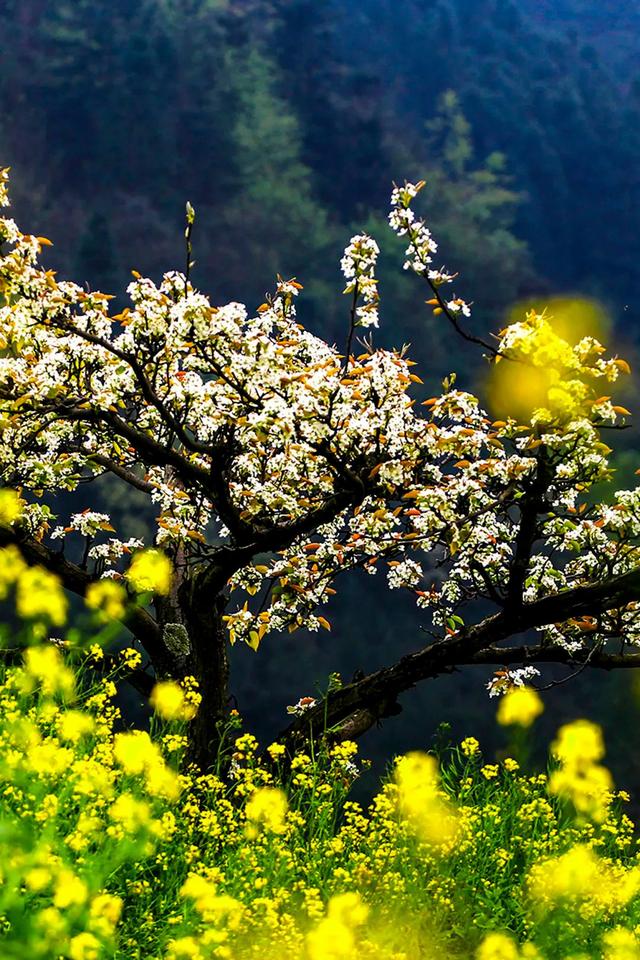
[89,892,123,933]
[549,761,613,821]
[151,680,198,721]
[488,304,625,425]
[69,932,101,960]
[85,579,127,621]
[25,867,51,892]
[70,757,116,798]
[476,931,520,960]
[180,873,217,910]
[551,720,605,766]
[526,844,640,914]
[394,752,459,848]
[125,548,172,595]
[113,729,164,776]
[0,544,26,598]
[53,869,88,908]
[496,687,543,728]
[529,844,601,903]
[57,709,95,743]
[245,786,288,835]
[549,720,612,821]
[114,729,179,799]
[23,644,75,698]
[180,875,244,933]
[29,740,73,780]
[306,892,369,960]
[0,488,22,525]
[108,793,151,833]
[16,565,68,625]
[166,936,203,960]
[603,927,640,960]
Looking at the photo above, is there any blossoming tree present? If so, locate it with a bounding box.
[2,166,640,766]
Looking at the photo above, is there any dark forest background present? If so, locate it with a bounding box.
[3,0,640,791]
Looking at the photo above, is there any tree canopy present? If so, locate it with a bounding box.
[2,166,640,765]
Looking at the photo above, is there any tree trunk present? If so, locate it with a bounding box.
[182,590,231,771]
[153,550,231,771]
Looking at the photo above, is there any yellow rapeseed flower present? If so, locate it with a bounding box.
[306,892,369,960]
[23,645,75,698]
[548,761,613,821]
[125,549,172,595]
[85,579,126,621]
[89,892,123,931]
[0,544,26,599]
[245,786,288,835]
[603,927,640,960]
[16,565,68,625]
[57,710,95,743]
[166,936,203,960]
[551,720,605,766]
[113,729,179,799]
[527,844,600,904]
[113,729,161,776]
[25,867,51,893]
[496,687,544,728]
[461,736,480,757]
[69,932,101,960]
[53,869,88,909]
[476,932,520,960]
[150,680,198,721]
[108,793,151,832]
[0,488,22,525]
[394,751,459,847]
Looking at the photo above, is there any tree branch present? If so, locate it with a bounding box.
[278,564,640,748]
[60,406,212,490]
[88,453,155,495]
[211,485,368,585]
[466,644,640,671]
[505,453,550,611]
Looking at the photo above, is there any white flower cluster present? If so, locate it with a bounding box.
[51,511,113,540]
[388,180,471,319]
[486,666,541,698]
[340,233,380,328]
[388,181,438,274]
[87,538,144,565]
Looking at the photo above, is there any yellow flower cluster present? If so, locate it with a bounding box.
[527,843,640,917]
[496,687,544,728]
[394,751,459,849]
[151,679,201,722]
[490,305,628,425]
[0,574,638,960]
[125,548,173,595]
[0,545,68,626]
[85,579,127,622]
[0,488,23,525]
[245,786,288,836]
[549,720,613,821]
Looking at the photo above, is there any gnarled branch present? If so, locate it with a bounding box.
[278,564,640,749]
